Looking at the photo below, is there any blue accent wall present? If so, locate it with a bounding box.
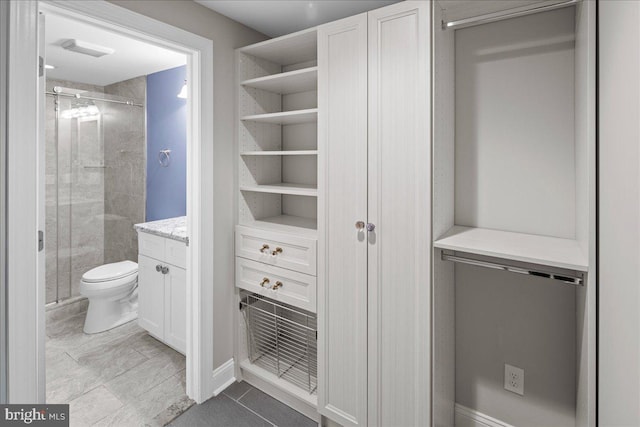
[146,65,187,221]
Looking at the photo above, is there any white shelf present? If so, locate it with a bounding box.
[241,150,318,156]
[245,215,317,238]
[434,226,588,271]
[240,183,317,197]
[240,359,318,408]
[241,109,318,125]
[238,27,317,65]
[242,67,317,94]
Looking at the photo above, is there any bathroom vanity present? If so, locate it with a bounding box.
[134,216,187,355]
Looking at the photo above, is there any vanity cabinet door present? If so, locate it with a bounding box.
[165,265,187,354]
[138,254,165,339]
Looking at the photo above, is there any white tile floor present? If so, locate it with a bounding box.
[46,300,193,427]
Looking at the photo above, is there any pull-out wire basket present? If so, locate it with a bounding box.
[240,291,317,394]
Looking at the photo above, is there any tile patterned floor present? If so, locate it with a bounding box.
[46,301,193,427]
[169,381,317,427]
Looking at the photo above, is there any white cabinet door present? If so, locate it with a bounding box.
[165,265,186,354]
[318,12,368,427]
[138,254,165,339]
[367,2,431,426]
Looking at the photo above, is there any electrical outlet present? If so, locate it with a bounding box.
[504,364,524,395]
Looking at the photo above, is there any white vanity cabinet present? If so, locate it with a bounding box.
[137,231,187,355]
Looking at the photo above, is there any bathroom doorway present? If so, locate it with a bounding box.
[14,1,218,422]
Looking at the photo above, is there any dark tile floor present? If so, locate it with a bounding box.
[169,381,317,427]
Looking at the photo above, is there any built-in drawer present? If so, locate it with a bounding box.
[235,225,317,275]
[138,232,186,268]
[138,232,166,261]
[165,238,187,269]
[236,257,316,313]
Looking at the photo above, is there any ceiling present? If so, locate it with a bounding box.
[44,12,187,87]
[195,0,401,37]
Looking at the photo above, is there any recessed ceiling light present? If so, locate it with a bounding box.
[44,64,56,70]
[61,39,114,58]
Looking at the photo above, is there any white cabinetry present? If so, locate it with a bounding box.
[137,232,186,354]
[318,3,431,427]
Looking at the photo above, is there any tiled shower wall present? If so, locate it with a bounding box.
[45,76,146,304]
[103,76,146,264]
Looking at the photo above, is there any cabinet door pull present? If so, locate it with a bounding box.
[260,277,270,287]
[271,247,283,256]
[260,244,270,254]
[161,266,169,275]
[273,281,283,290]
[156,264,162,272]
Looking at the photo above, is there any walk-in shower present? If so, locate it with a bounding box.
[45,79,146,305]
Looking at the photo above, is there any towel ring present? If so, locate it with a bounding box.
[158,149,171,167]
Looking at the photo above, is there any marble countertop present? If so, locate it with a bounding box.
[134,216,188,244]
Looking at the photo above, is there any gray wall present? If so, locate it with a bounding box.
[103,76,146,264]
[454,7,578,426]
[108,0,267,369]
[599,1,640,424]
[455,7,576,239]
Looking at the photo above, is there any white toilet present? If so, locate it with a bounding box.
[80,260,139,334]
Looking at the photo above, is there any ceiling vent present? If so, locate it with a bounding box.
[61,39,114,58]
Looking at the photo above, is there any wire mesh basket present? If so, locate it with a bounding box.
[240,291,317,394]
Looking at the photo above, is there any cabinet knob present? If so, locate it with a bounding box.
[260,277,270,287]
[156,264,162,272]
[161,266,169,274]
[272,281,283,290]
[366,223,376,232]
[355,221,365,231]
[260,244,270,254]
[271,247,283,256]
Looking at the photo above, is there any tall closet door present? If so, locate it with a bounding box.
[367,2,431,427]
[317,13,368,427]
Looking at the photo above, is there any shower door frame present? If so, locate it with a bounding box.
[6,0,216,404]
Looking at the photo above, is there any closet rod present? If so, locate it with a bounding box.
[441,252,584,286]
[442,0,579,30]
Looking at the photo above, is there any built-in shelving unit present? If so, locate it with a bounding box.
[235,26,320,421]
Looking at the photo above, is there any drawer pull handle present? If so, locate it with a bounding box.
[271,247,283,256]
[272,281,283,290]
[260,277,270,287]
[260,244,270,254]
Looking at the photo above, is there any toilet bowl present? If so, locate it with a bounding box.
[80,260,139,334]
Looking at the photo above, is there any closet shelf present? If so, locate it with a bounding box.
[241,109,318,125]
[434,226,588,271]
[238,27,317,65]
[240,183,318,197]
[244,215,317,238]
[241,150,318,156]
[241,67,317,94]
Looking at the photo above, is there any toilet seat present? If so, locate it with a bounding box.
[82,260,138,283]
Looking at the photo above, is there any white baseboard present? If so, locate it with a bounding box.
[454,403,514,427]
[211,358,236,396]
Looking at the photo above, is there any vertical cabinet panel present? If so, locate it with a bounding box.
[165,265,187,354]
[138,254,164,338]
[318,13,368,427]
[367,3,431,427]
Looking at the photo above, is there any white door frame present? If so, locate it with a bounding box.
[6,0,215,403]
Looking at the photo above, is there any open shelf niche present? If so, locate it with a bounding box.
[432,2,596,427]
[237,27,318,235]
